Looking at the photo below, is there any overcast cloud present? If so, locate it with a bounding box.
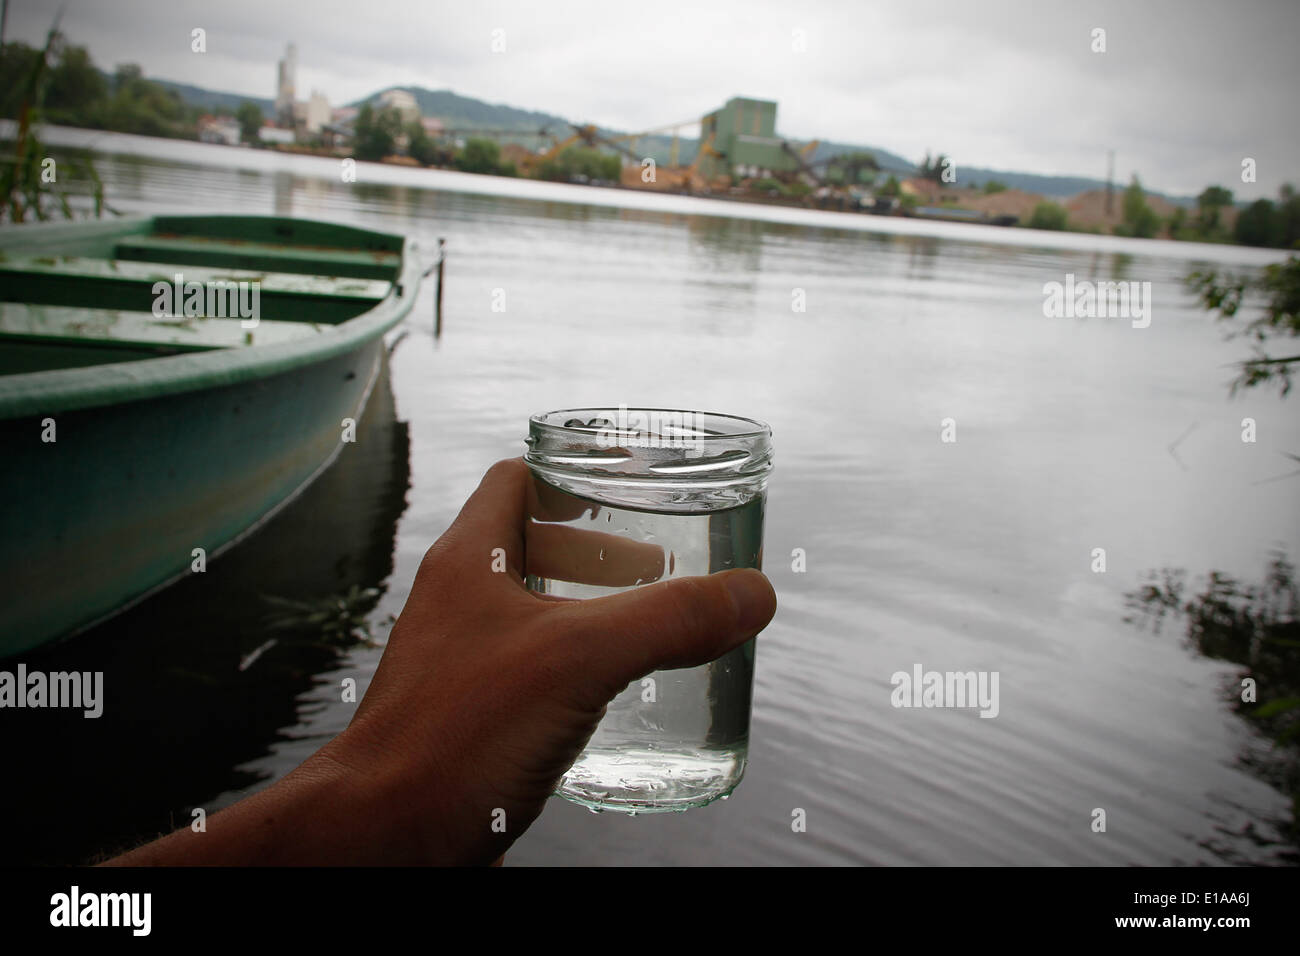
[8,0,1298,197]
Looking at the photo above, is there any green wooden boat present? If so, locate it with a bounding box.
[0,215,424,657]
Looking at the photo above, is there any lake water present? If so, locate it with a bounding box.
[6,128,1299,865]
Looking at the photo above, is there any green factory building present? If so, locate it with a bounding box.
[699,97,801,181]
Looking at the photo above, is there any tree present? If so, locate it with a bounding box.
[1167,206,1191,239]
[1117,175,1159,238]
[918,151,951,184]
[533,145,618,182]
[1196,185,1233,236]
[1028,201,1068,230]
[97,62,189,137]
[406,121,438,166]
[112,63,143,93]
[1232,185,1300,249]
[1277,183,1300,250]
[878,174,902,198]
[353,104,403,162]
[0,41,43,118]
[748,177,787,197]
[982,180,1007,194]
[1236,199,1282,248]
[824,151,878,186]
[456,137,503,174]
[235,101,262,143]
[42,41,105,121]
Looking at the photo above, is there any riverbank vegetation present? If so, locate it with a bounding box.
[1,27,104,222]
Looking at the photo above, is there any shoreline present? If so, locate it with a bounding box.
[5,121,1287,268]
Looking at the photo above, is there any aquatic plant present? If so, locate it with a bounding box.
[0,24,105,223]
[261,585,384,649]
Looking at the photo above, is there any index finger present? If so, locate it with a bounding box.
[431,457,529,580]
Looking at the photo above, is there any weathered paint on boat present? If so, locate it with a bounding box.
[0,215,423,656]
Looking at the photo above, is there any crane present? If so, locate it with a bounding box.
[681,130,725,190]
[516,124,600,172]
[602,117,707,168]
[515,123,647,174]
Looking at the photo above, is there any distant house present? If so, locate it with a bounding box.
[302,91,331,134]
[198,115,241,146]
[377,89,421,125]
[420,116,444,138]
[900,178,942,203]
[258,125,295,146]
[1065,188,1189,232]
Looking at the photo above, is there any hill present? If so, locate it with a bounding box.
[353,87,560,135]
[148,76,274,116]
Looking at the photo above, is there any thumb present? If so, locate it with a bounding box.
[545,569,777,708]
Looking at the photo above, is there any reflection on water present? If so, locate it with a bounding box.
[5,135,1300,866]
[1126,552,1300,862]
[2,354,409,865]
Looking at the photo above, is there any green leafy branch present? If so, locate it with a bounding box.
[1188,255,1300,396]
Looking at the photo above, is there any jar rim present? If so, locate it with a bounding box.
[528,406,771,442]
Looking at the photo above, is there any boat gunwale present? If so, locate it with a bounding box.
[0,215,422,418]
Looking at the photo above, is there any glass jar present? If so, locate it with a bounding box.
[524,406,772,812]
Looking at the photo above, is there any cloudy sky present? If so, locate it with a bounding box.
[8,0,1298,197]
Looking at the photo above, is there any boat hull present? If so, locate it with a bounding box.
[0,214,422,656]
[0,336,387,657]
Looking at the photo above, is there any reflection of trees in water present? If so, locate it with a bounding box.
[271,170,294,215]
[686,214,764,275]
[682,215,763,325]
[903,235,941,281]
[1110,252,1134,281]
[1125,552,1300,860]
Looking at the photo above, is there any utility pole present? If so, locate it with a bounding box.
[1105,149,1115,217]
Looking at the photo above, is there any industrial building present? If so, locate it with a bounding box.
[697,97,800,181]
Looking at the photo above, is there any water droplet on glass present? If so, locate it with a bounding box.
[599,548,606,561]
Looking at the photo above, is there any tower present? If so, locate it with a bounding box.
[276,44,297,127]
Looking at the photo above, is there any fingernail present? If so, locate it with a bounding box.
[723,570,774,634]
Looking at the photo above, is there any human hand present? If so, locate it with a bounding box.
[317,457,776,864]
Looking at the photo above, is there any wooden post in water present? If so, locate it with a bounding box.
[434,237,445,339]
